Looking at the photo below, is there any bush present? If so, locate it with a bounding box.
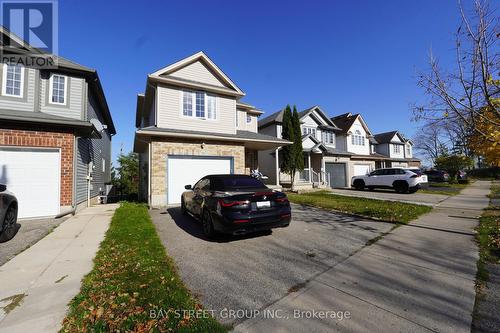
[467,167,500,179]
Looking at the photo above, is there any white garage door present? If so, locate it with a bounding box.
[353,164,371,176]
[167,156,232,204]
[0,147,60,218]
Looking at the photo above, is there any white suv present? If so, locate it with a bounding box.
[351,168,425,193]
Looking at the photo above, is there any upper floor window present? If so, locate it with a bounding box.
[406,146,411,156]
[302,127,316,137]
[49,74,67,104]
[183,90,216,120]
[246,114,252,124]
[393,144,401,154]
[322,131,335,144]
[2,63,24,97]
[351,130,365,146]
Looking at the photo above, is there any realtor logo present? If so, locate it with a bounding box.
[0,0,58,67]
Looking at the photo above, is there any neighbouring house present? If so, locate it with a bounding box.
[373,131,420,168]
[258,111,420,189]
[0,28,115,219]
[258,106,352,189]
[133,51,290,207]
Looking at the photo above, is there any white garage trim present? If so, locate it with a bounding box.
[166,155,234,205]
[0,146,61,218]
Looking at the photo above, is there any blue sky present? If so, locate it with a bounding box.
[57,0,467,162]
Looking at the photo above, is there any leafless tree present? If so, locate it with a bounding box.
[413,0,499,142]
[412,124,447,165]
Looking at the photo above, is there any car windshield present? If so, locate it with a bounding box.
[212,176,267,191]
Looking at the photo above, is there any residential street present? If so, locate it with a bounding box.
[329,188,449,207]
[234,180,491,333]
[0,204,117,333]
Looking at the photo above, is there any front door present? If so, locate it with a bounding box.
[325,163,347,188]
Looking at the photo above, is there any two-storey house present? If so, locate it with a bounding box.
[133,52,290,207]
[258,106,352,189]
[0,28,115,218]
[373,131,419,167]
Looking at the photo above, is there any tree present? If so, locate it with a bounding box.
[279,105,294,176]
[413,1,499,158]
[435,154,473,180]
[291,106,305,187]
[412,123,446,165]
[113,152,139,199]
[468,105,500,166]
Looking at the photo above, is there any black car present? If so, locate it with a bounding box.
[0,184,19,243]
[181,174,291,238]
[424,170,450,182]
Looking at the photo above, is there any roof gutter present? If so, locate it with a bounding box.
[136,129,292,145]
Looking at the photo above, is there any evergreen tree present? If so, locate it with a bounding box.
[292,105,304,175]
[279,105,293,175]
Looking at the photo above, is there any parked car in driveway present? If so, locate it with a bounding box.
[424,170,450,182]
[0,184,19,243]
[351,168,426,193]
[181,174,291,238]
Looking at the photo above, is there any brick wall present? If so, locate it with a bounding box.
[150,138,245,207]
[0,127,74,205]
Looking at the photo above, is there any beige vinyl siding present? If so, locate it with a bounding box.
[0,66,36,112]
[236,110,258,133]
[167,60,227,88]
[156,85,236,135]
[40,76,84,120]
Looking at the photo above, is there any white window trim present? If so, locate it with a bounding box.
[181,90,217,121]
[2,63,24,98]
[48,74,68,105]
[393,144,401,154]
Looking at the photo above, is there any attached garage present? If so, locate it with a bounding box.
[0,147,60,218]
[166,155,233,204]
[353,164,371,176]
[325,163,347,188]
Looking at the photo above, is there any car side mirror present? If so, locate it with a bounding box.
[184,185,192,190]
[0,184,6,192]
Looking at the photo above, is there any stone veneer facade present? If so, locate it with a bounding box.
[150,138,245,207]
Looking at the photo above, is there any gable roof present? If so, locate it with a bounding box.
[374,131,406,144]
[0,27,116,135]
[150,51,244,95]
[331,112,372,136]
[258,106,340,130]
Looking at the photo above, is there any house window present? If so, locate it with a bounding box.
[206,94,216,119]
[195,91,205,118]
[351,130,365,146]
[323,131,334,144]
[183,91,193,116]
[102,158,106,172]
[2,63,24,97]
[406,146,411,156]
[302,127,316,137]
[183,90,216,119]
[393,144,401,154]
[246,114,252,124]
[49,74,67,104]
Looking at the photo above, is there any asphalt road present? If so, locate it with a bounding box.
[150,203,393,325]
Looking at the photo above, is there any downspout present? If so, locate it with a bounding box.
[148,140,152,207]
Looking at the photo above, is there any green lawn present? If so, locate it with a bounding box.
[287,191,432,224]
[419,182,469,196]
[61,202,226,333]
[476,183,500,283]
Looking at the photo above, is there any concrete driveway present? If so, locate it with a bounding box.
[330,188,449,206]
[150,203,394,325]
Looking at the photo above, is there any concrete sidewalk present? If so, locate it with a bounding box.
[234,181,491,333]
[0,204,117,333]
[330,188,449,207]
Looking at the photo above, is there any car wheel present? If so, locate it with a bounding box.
[202,209,215,239]
[353,180,365,190]
[0,205,18,242]
[181,197,188,215]
[394,181,409,194]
